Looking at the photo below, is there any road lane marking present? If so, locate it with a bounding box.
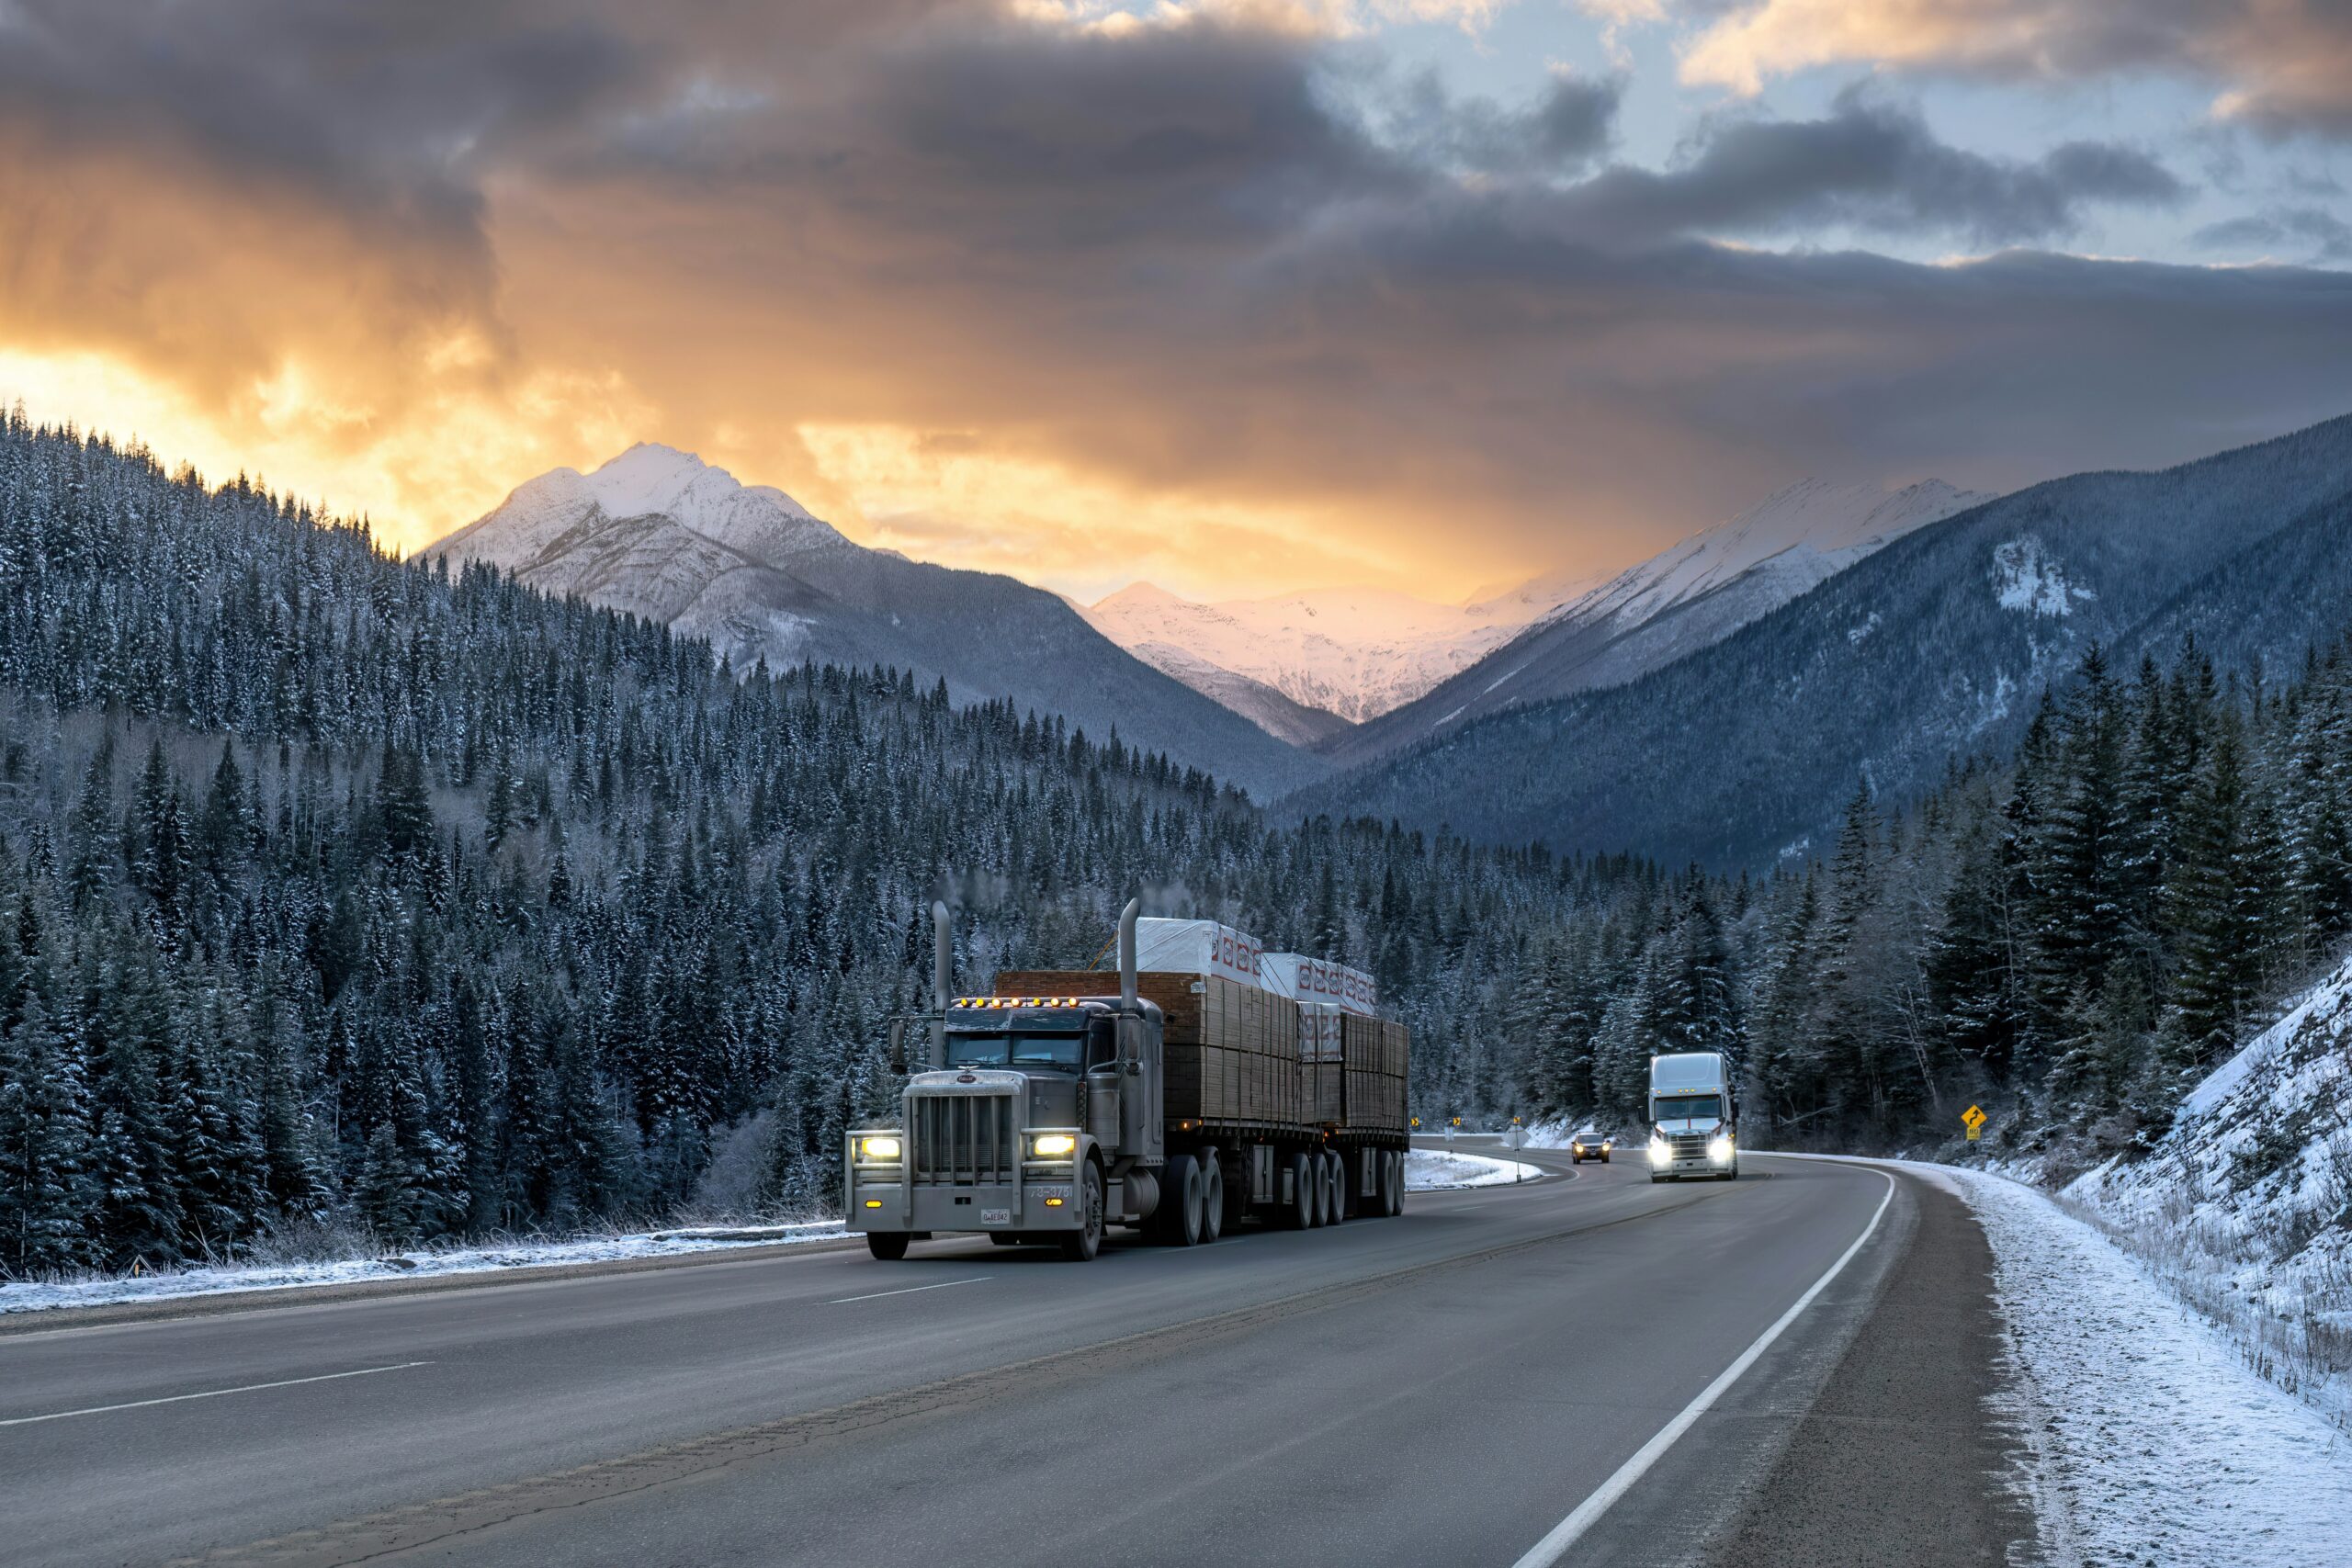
[0,1361,432,1427]
[1510,1165,1898,1568]
[829,1275,990,1305]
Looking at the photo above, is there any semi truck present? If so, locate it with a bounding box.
[845,899,1411,1261]
[1645,1051,1738,1181]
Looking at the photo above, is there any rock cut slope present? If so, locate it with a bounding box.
[427,446,1328,799]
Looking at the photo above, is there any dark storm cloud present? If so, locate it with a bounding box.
[2194,207,2352,263]
[1368,70,1624,179]
[1,0,2347,580]
[1673,1,2352,141]
[1541,90,2185,250]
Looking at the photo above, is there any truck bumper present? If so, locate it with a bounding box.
[847,1179,1083,1235]
[1655,1155,1735,1179]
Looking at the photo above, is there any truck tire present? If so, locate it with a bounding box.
[1198,1150,1225,1243]
[1388,1149,1406,1215]
[1285,1152,1316,1229]
[1322,1151,1345,1225]
[1058,1163,1105,1261]
[866,1232,910,1261]
[1157,1151,1204,1247]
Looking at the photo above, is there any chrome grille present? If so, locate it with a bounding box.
[1669,1132,1711,1161]
[910,1092,1018,1185]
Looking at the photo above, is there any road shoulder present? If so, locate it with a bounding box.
[1702,1165,2034,1567]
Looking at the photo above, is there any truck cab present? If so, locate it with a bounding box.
[848,993,1162,1262]
[1645,1052,1738,1181]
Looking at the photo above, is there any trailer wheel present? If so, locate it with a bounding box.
[1156,1151,1204,1247]
[1197,1150,1225,1243]
[1284,1152,1315,1229]
[866,1232,910,1261]
[1058,1163,1104,1261]
[1386,1150,1406,1215]
[1321,1151,1345,1225]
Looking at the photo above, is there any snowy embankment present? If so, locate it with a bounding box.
[1919,1164,2352,1565]
[0,1222,844,1316]
[1405,1148,1542,1190]
[2055,956,2352,1433]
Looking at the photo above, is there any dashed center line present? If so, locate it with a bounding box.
[828,1276,992,1305]
[0,1361,433,1427]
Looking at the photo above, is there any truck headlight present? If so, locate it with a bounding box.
[1708,1136,1733,1164]
[858,1134,901,1161]
[1031,1134,1077,1159]
[1648,1134,1670,1168]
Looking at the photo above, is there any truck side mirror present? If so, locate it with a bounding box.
[888,1019,908,1075]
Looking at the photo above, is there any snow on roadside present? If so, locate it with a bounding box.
[2058,957,2352,1432]
[1406,1149,1542,1190]
[1921,1163,2352,1566]
[0,1222,845,1316]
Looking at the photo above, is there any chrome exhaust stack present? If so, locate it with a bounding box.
[931,899,952,1068]
[1117,897,1140,1011]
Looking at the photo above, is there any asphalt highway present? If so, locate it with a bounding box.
[0,1146,2030,1567]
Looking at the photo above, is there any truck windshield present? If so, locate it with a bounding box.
[944,1030,1085,1070]
[1655,1095,1723,1122]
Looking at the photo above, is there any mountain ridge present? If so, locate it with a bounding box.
[426,446,1329,800]
[1290,413,2352,866]
[1322,476,1992,767]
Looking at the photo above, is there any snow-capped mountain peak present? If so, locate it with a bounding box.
[431,444,844,579]
[1554,476,1994,635]
[1079,581,1541,726]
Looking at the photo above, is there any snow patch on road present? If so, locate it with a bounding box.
[1928,1163,2352,1565]
[1406,1149,1542,1189]
[0,1223,845,1316]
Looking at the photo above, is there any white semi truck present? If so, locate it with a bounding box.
[1645,1051,1738,1181]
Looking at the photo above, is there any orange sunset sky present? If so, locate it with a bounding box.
[5,1,2350,603]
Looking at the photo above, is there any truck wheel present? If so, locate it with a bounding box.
[1157,1151,1204,1247]
[1058,1164,1104,1261]
[1284,1152,1315,1229]
[1322,1151,1346,1225]
[1198,1151,1225,1243]
[1388,1149,1406,1215]
[866,1232,910,1261]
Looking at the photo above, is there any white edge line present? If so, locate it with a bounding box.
[1510,1163,1899,1568]
[828,1275,991,1306]
[0,1360,433,1427]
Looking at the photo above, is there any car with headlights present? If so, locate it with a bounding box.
[1566,1126,1613,1164]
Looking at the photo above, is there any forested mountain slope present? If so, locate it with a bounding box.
[427,446,1326,802]
[1295,414,2352,867]
[0,415,1630,1275]
[6,414,2346,1280]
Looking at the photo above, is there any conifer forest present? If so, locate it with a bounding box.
[2,411,2346,1276]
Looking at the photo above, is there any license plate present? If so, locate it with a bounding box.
[1033,1185,1071,1201]
[979,1208,1012,1226]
